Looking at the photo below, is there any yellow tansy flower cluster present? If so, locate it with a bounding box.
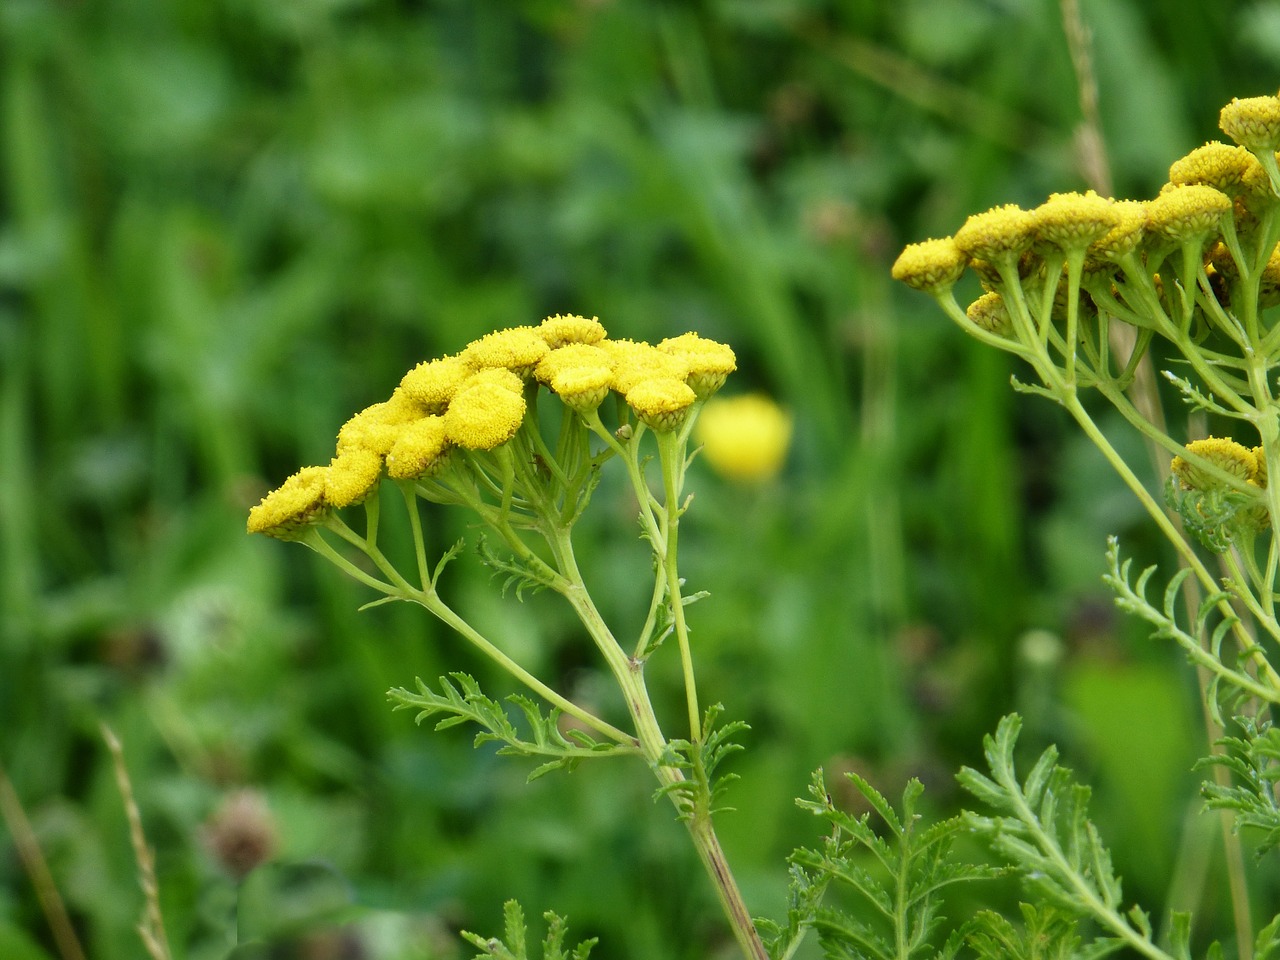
[248,314,736,538]
[893,90,1280,352]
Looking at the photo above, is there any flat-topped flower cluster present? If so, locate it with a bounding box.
[893,91,1280,553]
[248,314,735,539]
[892,92,1280,336]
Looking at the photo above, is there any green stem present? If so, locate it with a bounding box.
[658,429,701,738]
[1065,394,1280,692]
[414,589,635,746]
[553,528,767,960]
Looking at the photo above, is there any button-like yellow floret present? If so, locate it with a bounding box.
[1145,185,1231,241]
[247,466,328,538]
[891,237,968,292]
[387,416,451,479]
[1220,94,1280,152]
[443,371,527,450]
[603,339,688,394]
[400,356,471,413]
[1171,436,1259,490]
[952,204,1036,261]
[325,447,383,508]
[624,377,697,433]
[461,326,549,375]
[1032,191,1119,252]
[538,314,607,348]
[657,333,737,398]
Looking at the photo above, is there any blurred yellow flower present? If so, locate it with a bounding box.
[694,393,791,482]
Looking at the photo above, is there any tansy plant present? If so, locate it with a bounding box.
[247,92,1280,960]
[893,91,1280,959]
[246,315,771,957]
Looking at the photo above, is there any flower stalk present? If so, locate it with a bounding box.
[248,315,768,958]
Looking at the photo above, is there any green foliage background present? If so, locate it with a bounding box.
[2,0,1278,957]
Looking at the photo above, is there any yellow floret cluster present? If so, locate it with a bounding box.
[893,89,1280,342]
[248,314,735,538]
[1171,437,1265,492]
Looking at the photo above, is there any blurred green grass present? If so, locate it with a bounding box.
[2,1,1279,957]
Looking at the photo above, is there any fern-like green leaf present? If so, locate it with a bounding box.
[958,714,1174,958]
[461,900,597,960]
[388,674,637,780]
[781,768,998,960]
[1197,715,1280,856]
[654,703,748,820]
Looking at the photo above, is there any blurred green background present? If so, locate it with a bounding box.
[3,0,1279,957]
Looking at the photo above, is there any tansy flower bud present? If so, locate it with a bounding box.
[694,393,791,482]
[1220,94,1280,153]
[1145,185,1231,242]
[1032,190,1119,252]
[247,466,328,539]
[444,370,527,450]
[1171,436,1259,490]
[534,343,614,384]
[965,291,1012,336]
[891,237,967,293]
[1086,200,1147,262]
[551,365,612,414]
[337,391,426,456]
[387,416,450,479]
[952,204,1036,261]
[538,314,607,348]
[1168,141,1258,195]
[603,339,688,394]
[657,332,737,398]
[400,355,471,413]
[325,447,383,508]
[625,377,697,433]
[461,326,549,375]
[1252,446,1269,488]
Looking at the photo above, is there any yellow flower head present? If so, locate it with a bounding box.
[1260,243,1280,308]
[337,390,426,456]
[325,447,383,508]
[694,393,791,482]
[890,237,968,293]
[1220,94,1280,152]
[1253,446,1269,488]
[603,339,688,394]
[952,204,1036,261]
[534,343,614,384]
[443,369,527,450]
[400,355,471,413]
[625,377,697,433]
[247,466,328,539]
[1171,436,1259,490]
[1145,185,1232,242]
[1168,141,1258,195]
[551,365,612,414]
[538,314,607,348]
[1241,153,1280,199]
[1085,200,1147,262]
[657,332,737,398]
[387,415,451,480]
[965,291,1012,336]
[1032,190,1119,252]
[461,326,549,375]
